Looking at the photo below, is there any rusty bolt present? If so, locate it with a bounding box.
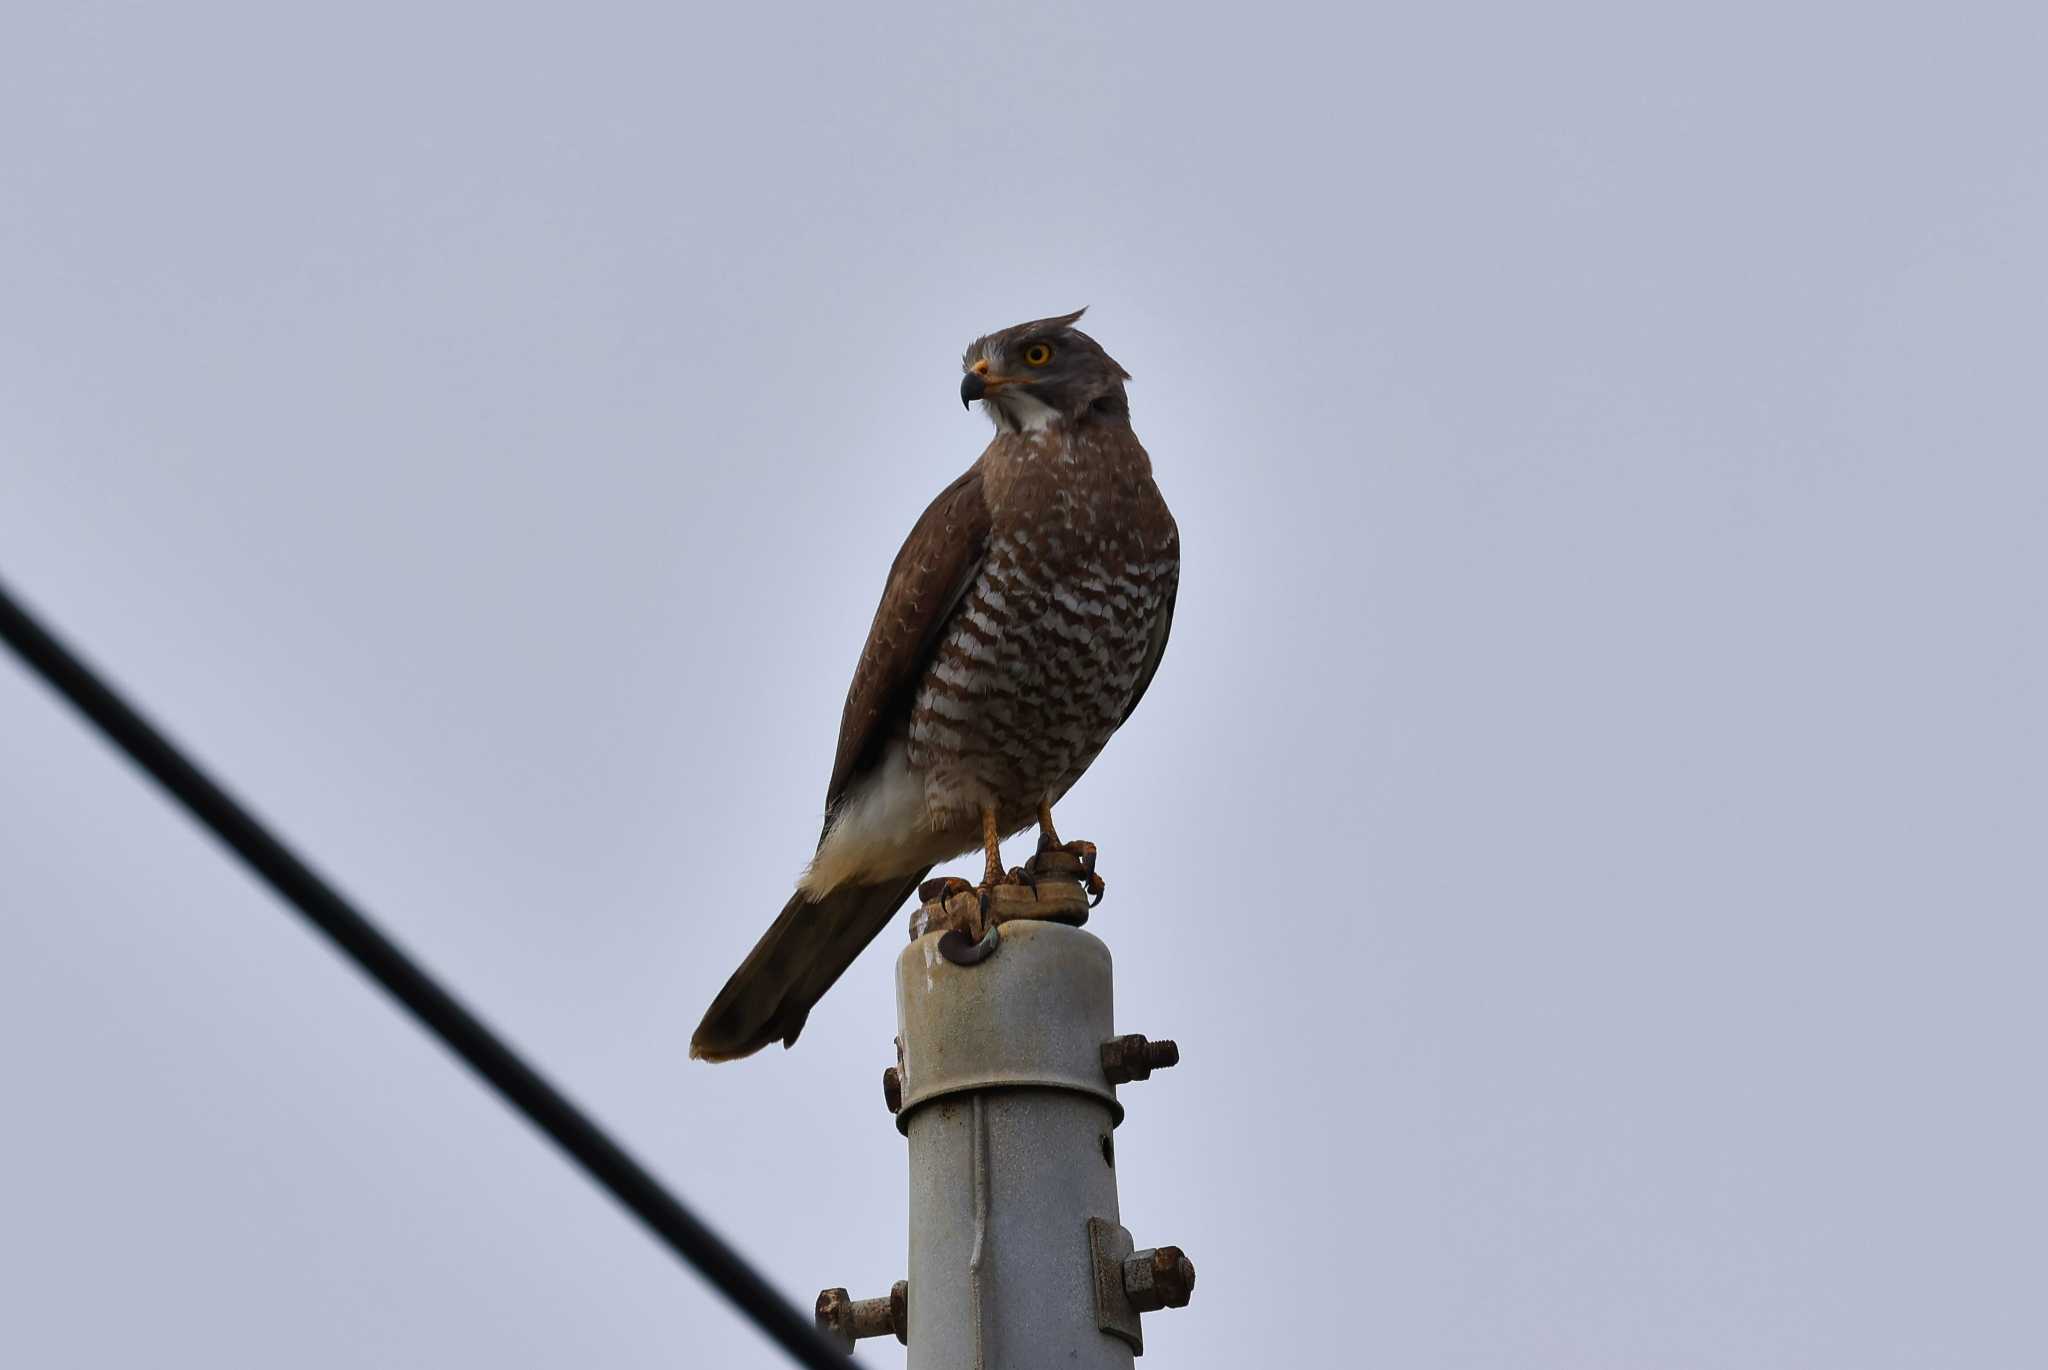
[815,1280,909,1351]
[882,1065,902,1114]
[1101,1033,1181,1085]
[1122,1246,1196,1312]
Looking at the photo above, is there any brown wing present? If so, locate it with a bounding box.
[1122,577,1187,724]
[823,464,992,823]
[1120,498,1180,727]
[1120,582,1176,727]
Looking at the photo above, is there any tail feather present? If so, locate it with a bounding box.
[689,870,930,1063]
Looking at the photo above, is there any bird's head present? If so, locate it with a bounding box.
[960,309,1131,433]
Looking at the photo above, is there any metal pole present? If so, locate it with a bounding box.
[819,855,1194,1362]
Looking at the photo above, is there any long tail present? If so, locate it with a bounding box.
[689,869,930,1063]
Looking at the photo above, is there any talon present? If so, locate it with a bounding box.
[938,925,1000,966]
[1008,865,1039,895]
[1085,872,1106,907]
[1063,840,1099,876]
[920,875,975,905]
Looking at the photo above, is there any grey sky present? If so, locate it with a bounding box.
[5,4,2045,1366]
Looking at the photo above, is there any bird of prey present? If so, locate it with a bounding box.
[691,310,1178,1063]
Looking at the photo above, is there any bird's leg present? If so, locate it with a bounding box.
[981,804,1005,887]
[1035,798,1063,850]
[974,804,1006,922]
[1033,799,1105,905]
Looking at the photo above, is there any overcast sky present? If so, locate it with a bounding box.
[5,4,2046,1367]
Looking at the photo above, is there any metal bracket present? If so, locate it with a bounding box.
[1087,1216,1144,1355]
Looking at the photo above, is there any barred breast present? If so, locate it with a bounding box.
[906,423,1179,834]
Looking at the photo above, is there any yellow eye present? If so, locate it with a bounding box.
[1022,342,1054,367]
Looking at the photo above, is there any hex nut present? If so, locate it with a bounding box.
[815,1280,909,1349]
[1101,1034,1181,1085]
[1122,1246,1196,1312]
[814,1288,855,1352]
[889,1280,908,1344]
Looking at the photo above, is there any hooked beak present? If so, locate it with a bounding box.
[960,357,1011,409]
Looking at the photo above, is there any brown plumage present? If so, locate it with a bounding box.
[691,311,1178,1062]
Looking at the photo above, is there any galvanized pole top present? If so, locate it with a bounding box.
[816,843,1196,1365]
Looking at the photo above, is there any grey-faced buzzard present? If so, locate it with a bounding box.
[691,310,1178,1062]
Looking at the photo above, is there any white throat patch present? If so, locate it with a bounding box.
[984,389,1063,433]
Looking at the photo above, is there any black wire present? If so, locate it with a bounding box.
[0,576,848,1370]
